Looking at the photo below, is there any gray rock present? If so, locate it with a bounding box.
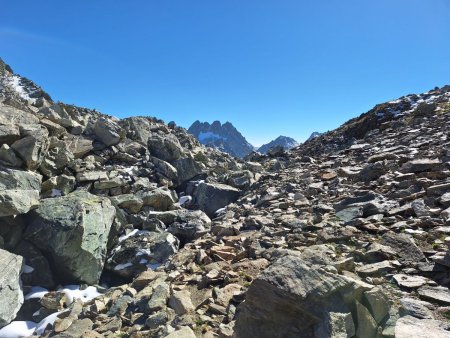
[400,158,441,173]
[0,104,39,124]
[357,162,386,182]
[234,254,357,338]
[148,133,183,162]
[107,231,178,280]
[395,315,450,338]
[417,286,450,305]
[39,139,74,177]
[0,190,40,217]
[192,182,240,217]
[0,124,20,144]
[65,135,93,158]
[0,144,23,167]
[0,167,41,216]
[163,326,196,338]
[24,191,116,284]
[152,157,179,180]
[39,103,75,128]
[93,117,122,146]
[363,287,390,324]
[169,290,195,315]
[11,125,49,170]
[411,199,430,217]
[171,156,203,186]
[0,248,23,328]
[147,282,170,312]
[139,188,176,211]
[355,301,378,338]
[393,274,429,289]
[336,206,363,222]
[380,232,426,266]
[399,298,434,319]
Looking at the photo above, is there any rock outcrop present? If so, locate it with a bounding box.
[0,249,23,328]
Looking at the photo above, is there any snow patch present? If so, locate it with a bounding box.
[24,286,49,300]
[114,262,133,271]
[57,285,102,305]
[179,195,192,205]
[118,229,150,242]
[0,310,66,338]
[22,265,34,274]
[198,131,226,142]
[3,75,37,103]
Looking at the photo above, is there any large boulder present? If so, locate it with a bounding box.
[0,124,20,145]
[148,133,184,162]
[191,182,240,217]
[0,104,39,125]
[235,254,391,338]
[138,188,176,211]
[0,167,41,217]
[395,315,450,338]
[93,117,122,146]
[11,124,49,170]
[234,255,356,338]
[171,157,203,186]
[0,249,23,328]
[39,103,75,128]
[24,191,116,284]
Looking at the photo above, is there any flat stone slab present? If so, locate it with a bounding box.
[418,286,450,305]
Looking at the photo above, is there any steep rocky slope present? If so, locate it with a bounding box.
[1,57,450,338]
[257,135,298,154]
[187,121,254,158]
[0,59,260,337]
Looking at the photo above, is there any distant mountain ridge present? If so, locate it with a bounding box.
[188,121,299,158]
[188,120,254,158]
[257,136,298,154]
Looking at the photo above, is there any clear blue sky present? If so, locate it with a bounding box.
[1,1,450,145]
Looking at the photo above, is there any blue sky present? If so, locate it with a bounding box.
[1,1,450,145]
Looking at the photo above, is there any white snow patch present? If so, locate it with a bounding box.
[114,262,133,271]
[118,229,151,242]
[22,265,34,274]
[25,286,49,300]
[179,195,192,205]
[0,310,66,338]
[3,75,36,103]
[57,285,102,305]
[198,131,226,142]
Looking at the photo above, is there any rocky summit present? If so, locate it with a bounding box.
[257,135,299,154]
[0,57,450,338]
[188,121,254,158]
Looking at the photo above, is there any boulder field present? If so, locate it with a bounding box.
[1,59,450,337]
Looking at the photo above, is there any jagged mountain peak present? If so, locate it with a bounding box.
[257,135,298,154]
[188,120,254,158]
